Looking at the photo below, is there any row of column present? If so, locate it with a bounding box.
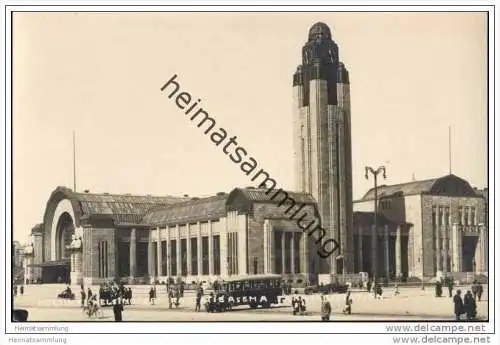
[263,221,306,275]
[359,225,403,278]
[129,221,216,280]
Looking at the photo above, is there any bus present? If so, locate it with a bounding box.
[206,274,282,311]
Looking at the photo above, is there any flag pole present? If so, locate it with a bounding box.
[448,126,452,175]
[73,130,76,192]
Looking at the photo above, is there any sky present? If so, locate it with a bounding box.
[12,12,488,244]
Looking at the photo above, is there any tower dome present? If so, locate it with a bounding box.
[308,22,332,41]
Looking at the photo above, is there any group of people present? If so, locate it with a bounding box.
[80,282,125,321]
[291,291,307,316]
[12,285,24,297]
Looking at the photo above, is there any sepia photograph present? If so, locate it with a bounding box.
[2,2,496,344]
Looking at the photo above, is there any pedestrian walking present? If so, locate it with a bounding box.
[320,294,331,321]
[453,289,464,321]
[20,285,24,296]
[342,291,352,315]
[464,290,477,320]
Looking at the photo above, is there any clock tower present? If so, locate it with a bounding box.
[292,22,354,276]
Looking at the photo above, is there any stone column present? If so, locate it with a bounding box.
[395,225,402,278]
[300,228,309,277]
[148,232,154,280]
[384,225,390,278]
[371,224,377,277]
[129,228,137,283]
[263,220,270,273]
[451,224,462,272]
[176,225,181,277]
[70,247,83,286]
[156,227,163,277]
[281,231,286,274]
[357,227,363,272]
[165,226,170,277]
[290,232,296,274]
[435,208,442,271]
[186,223,192,277]
[443,223,449,273]
[197,222,202,277]
[219,218,228,278]
[208,220,214,277]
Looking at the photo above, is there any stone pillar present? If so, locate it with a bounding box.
[176,225,181,277]
[70,249,83,286]
[395,225,402,278]
[443,224,449,273]
[281,231,286,274]
[129,228,137,283]
[186,223,192,277]
[219,217,228,278]
[435,207,442,272]
[148,232,154,279]
[197,222,202,277]
[451,224,462,272]
[357,228,363,272]
[263,220,270,273]
[371,224,377,277]
[300,228,309,277]
[290,232,296,274]
[208,220,214,277]
[156,227,163,277]
[165,226,170,277]
[384,225,390,278]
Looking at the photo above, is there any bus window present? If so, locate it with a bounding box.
[244,280,251,290]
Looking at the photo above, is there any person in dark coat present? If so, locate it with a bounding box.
[435,280,443,297]
[453,289,464,321]
[477,283,483,301]
[463,290,477,320]
[80,289,86,308]
[447,277,454,298]
[20,286,24,296]
[195,285,203,312]
[113,294,124,322]
[320,294,331,321]
[87,288,92,304]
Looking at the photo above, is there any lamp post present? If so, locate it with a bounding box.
[365,166,387,283]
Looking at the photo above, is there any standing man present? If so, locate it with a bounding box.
[113,293,124,322]
[195,284,203,312]
[320,294,331,321]
[447,277,454,298]
[464,290,477,320]
[453,289,464,321]
[80,288,86,309]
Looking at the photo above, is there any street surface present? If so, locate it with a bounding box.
[12,284,489,322]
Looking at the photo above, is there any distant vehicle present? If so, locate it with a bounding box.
[12,309,28,322]
[304,282,349,295]
[206,274,282,311]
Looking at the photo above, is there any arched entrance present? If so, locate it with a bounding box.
[55,212,74,260]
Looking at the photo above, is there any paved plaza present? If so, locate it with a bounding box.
[12,284,489,322]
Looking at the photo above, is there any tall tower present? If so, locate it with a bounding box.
[293,22,354,276]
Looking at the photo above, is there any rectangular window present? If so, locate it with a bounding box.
[190,238,198,276]
[432,206,437,227]
[458,207,463,226]
[213,235,220,275]
[170,240,177,276]
[161,241,167,276]
[98,242,101,278]
[274,231,282,274]
[464,207,469,226]
[202,236,209,275]
[227,232,238,275]
[471,207,476,225]
[153,242,158,277]
[445,207,450,226]
[439,207,444,226]
[181,239,187,276]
